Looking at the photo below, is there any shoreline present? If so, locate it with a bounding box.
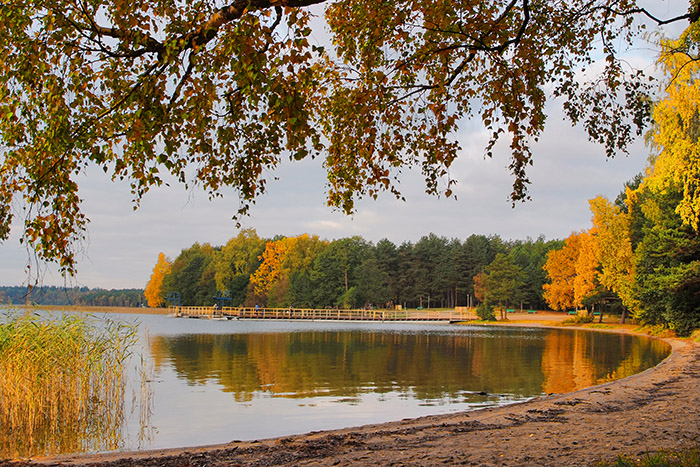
[15,315,700,466]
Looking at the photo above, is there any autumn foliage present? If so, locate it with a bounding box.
[542,233,582,311]
[1,1,697,276]
[144,253,172,308]
[541,30,700,334]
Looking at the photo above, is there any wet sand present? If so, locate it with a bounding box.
[15,314,700,466]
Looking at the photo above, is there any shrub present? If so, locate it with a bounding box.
[476,302,496,321]
[562,313,594,325]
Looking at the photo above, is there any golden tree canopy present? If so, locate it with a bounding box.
[647,21,700,230]
[144,252,172,307]
[588,195,637,310]
[542,232,583,311]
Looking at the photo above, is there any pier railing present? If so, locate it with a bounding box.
[169,306,476,322]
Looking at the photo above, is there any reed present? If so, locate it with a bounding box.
[0,311,137,458]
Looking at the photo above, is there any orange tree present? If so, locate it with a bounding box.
[144,252,172,307]
[542,232,583,311]
[1,1,698,275]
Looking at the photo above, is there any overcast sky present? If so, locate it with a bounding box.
[0,2,688,289]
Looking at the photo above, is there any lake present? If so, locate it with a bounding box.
[1,312,672,457]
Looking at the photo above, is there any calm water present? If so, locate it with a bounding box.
[2,312,672,455]
[123,315,669,453]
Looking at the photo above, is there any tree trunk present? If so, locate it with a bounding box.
[620,307,627,324]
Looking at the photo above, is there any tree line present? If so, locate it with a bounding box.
[0,286,145,308]
[146,231,562,312]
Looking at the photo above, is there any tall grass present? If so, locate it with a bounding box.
[0,312,137,458]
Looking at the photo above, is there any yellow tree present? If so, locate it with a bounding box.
[280,234,327,274]
[144,252,172,308]
[542,232,584,311]
[588,195,637,313]
[250,236,299,301]
[646,24,700,231]
[215,229,266,288]
[267,234,328,306]
[214,229,266,305]
[573,229,600,307]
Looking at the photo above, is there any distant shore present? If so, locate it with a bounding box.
[14,312,700,466]
[3,304,171,315]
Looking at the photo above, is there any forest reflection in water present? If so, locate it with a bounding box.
[3,316,669,458]
[149,325,669,407]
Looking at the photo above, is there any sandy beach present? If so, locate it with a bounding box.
[14,314,700,466]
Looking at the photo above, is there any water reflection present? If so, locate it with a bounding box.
[541,329,669,393]
[9,317,665,457]
[150,327,669,405]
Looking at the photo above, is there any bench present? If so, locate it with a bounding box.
[527,310,537,314]
[567,310,578,315]
[593,311,601,316]
[506,308,515,313]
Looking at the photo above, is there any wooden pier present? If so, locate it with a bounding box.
[170,306,475,322]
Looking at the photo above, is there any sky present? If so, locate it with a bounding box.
[0,2,689,290]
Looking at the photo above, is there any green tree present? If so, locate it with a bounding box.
[354,256,391,308]
[214,229,266,305]
[2,1,696,275]
[484,253,525,318]
[507,236,562,310]
[456,234,504,304]
[394,241,417,308]
[162,243,217,306]
[412,234,452,308]
[286,269,315,308]
[373,238,400,307]
[475,301,496,321]
[310,237,370,308]
[630,185,700,336]
[435,238,462,308]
